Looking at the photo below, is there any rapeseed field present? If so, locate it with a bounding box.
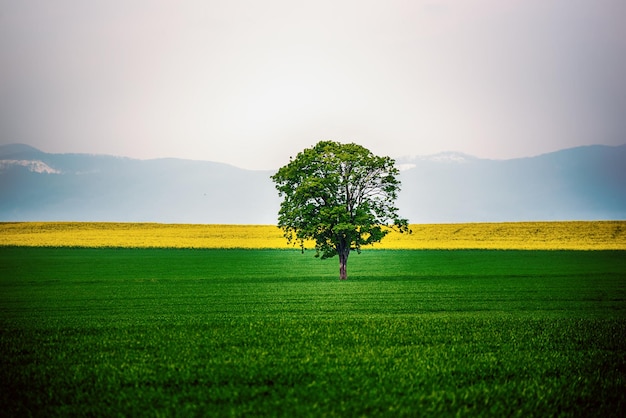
[1,221,624,249]
[380,220,626,250]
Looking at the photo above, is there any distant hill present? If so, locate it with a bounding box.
[0,144,281,223]
[1,143,625,223]
[396,145,626,222]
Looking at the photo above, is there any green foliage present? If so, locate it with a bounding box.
[271,141,408,277]
[1,248,626,416]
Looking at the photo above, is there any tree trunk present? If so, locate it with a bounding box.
[338,247,350,280]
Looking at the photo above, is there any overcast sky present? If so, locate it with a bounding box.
[1,0,625,169]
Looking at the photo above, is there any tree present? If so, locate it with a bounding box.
[271,140,409,280]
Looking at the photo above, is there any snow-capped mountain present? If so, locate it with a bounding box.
[395,152,477,171]
[0,159,60,174]
[1,143,625,223]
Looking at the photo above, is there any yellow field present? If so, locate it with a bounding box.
[1,221,625,250]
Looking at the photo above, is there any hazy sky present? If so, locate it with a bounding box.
[1,0,625,169]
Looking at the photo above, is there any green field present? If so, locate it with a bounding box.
[1,248,625,417]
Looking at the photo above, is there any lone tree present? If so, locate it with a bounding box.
[271,140,409,280]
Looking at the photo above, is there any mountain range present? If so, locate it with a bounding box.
[1,143,625,223]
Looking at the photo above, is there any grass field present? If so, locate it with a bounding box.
[1,247,625,416]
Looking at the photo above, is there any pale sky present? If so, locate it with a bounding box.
[1,0,625,169]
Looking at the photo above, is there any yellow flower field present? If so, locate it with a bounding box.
[1,221,625,250]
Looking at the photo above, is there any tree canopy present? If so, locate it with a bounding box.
[271,140,408,280]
